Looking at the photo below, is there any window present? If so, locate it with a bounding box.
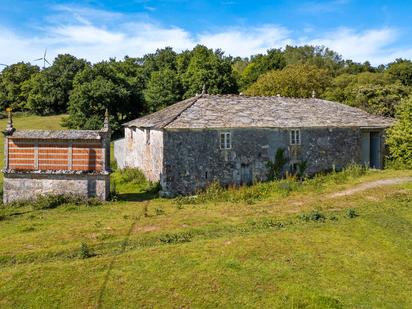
[290,129,301,145]
[220,132,231,149]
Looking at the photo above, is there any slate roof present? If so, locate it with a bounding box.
[9,130,102,140]
[124,94,394,129]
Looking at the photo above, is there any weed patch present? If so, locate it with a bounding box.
[79,243,93,259]
[159,232,192,244]
[299,210,326,222]
[346,208,359,218]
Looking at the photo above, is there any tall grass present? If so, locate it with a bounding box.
[175,163,367,205]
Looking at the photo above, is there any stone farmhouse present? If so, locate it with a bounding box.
[3,111,111,203]
[114,94,393,196]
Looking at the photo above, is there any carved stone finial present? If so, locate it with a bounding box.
[5,107,15,135]
[103,108,110,131]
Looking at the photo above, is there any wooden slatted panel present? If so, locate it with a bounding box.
[8,140,35,170]
[72,143,104,171]
[38,143,69,170]
[7,139,104,171]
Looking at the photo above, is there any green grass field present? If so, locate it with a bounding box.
[0,115,411,308]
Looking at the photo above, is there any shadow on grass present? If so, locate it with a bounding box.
[117,191,159,202]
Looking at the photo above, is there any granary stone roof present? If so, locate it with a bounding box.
[9,130,102,140]
[124,94,394,129]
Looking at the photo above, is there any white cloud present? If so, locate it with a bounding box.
[199,25,292,57]
[306,27,401,64]
[0,5,411,66]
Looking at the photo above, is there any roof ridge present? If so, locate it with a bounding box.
[161,94,203,128]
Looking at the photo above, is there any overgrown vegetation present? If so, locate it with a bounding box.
[110,167,161,200]
[267,148,288,180]
[175,163,367,205]
[10,194,102,210]
[387,96,412,168]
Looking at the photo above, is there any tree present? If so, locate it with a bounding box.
[387,96,412,168]
[64,60,145,133]
[0,62,39,111]
[181,45,238,97]
[143,68,183,112]
[283,45,343,74]
[239,49,286,90]
[323,72,410,117]
[24,54,88,115]
[245,63,331,98]
[386,59,412,86]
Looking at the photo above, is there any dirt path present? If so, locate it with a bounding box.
[329,177,412,198]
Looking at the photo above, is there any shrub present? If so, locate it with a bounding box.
[79,242,92,259]
[159,232,192,244]
[155,207,165,216]
[299,210,326,222]
[117,168,147,185]
[346,208,359,218]
[387,96,412,168]
[267,148,288,180]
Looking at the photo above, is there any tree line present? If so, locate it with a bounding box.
[0,44,411,166]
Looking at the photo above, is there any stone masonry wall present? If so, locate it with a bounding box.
[161,127,365,196]
[3,173,110,204]
[114,138,126,169]
[121,127,163,182]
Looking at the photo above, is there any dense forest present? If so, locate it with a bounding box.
[1,44,411,166]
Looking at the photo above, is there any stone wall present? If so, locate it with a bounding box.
[161,127,366,196]
[3,172,110,204]
[114,138,126,169]
[120,127,163,182]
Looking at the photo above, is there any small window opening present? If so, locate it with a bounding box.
[290,129,301,145]
[205,171,208,179]
[220,132,231,149]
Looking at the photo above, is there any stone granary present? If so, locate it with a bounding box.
[3,110,111,204]
[114,94,394,196]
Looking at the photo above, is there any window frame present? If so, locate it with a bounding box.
[220,132,232,150]
[290,129,301,145]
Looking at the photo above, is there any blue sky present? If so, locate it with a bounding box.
[1,0,412,65]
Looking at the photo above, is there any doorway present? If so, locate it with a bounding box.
[240,164,253,185]
[361,131,381,169]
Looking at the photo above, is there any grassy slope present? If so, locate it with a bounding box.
[0,115,411,308]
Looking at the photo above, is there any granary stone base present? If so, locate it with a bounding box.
[3,172,110,204]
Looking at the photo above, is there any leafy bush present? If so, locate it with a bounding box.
[267,148,288,180]
[117,168,147,185]
[346,208,359,218]
[387,96,412,168]
[159,232,192,244]
[155,207,165,216]
[79,242,92,259]
[299,210,326,222]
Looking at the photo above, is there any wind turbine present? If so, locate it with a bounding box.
[33,48,51,69]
